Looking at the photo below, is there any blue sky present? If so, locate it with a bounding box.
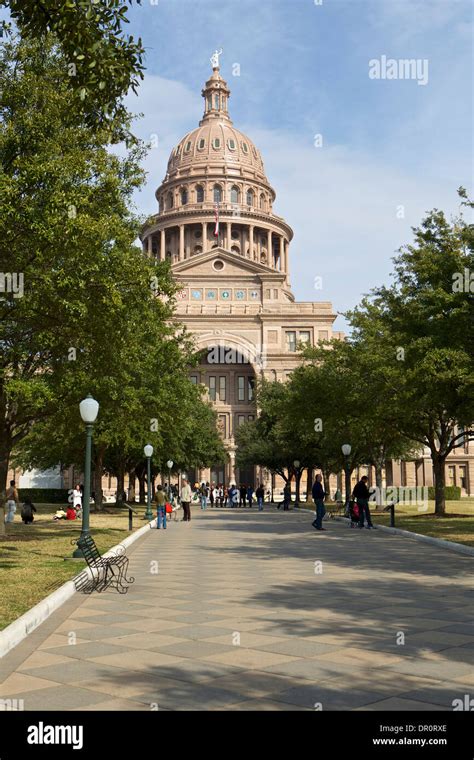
[123,0,472,331]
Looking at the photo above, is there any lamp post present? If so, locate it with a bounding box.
[341,444,352,516]
[167,460,173,501]
[73,395,99,558]
[144,444,154,521]
[293,460,300,507]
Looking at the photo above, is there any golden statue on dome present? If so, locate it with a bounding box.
[210,49,223,69]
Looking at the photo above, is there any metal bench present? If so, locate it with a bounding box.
[73,534,135,594]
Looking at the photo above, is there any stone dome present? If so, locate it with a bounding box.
[167,122,267,181]
[165,66,269,185]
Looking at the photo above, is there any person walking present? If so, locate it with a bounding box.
[247,484,254,508]
[353,475,376,529]
[210,482,215,508]
[180,478,193,522]
[199,482,207,510]
[154,484,167,529]
[5,480,19,523]
[212,484,219,508]
[20,499,37,525]
[256,483,265,511]
[311,474,327,531]
[229,484,239,508]
[239,484,247,508]
[282,482,291,511]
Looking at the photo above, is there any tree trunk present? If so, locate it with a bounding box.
[92,445,105,511]
[306,467,313,502]
[0,418,11,496]
[128,471,136,503]
[295,470,302,505]
[116,462,125,506]
[375,463,383,506]
[323,467,331,499]
[138,472,146,504]
[432,453,446,516]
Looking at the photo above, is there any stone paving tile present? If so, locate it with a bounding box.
[159,625,238,640]
[89,649,186,672]
[63,624,144,640]
[100,632,188,650]
[202,632,287,649]
[201,648,300,670]
[358,697,447,711]
[17,651,77,671]
[38,634,90,650]
[207,670,308,699]
[5,685,108,711]
[39,642,135,661]
[75,671,187,700]
[0,672,60,696]
[271,683,384,710]
[143,682,247,711]
[20,661,128,685]
[152,640,237,659]
[71,697,151,711]
[229,698,312,711]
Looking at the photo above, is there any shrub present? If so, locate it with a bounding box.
[18,488,70,504]
[427,486,461,501]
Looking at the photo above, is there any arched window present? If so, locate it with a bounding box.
[184,141,192,153]
[260,194,266,210]
[181,188,188,205]
[214,185,222,203]
[196,185,204,203]
[167,192,174,210]
[230,186,240,204]
[214,94,219,109]
[207,96,212,111]
[246,189,254,206]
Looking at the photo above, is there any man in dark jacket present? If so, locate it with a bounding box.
[353,476,376,529]
[311,474,326,531]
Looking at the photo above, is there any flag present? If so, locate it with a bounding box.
[214,202,220,237]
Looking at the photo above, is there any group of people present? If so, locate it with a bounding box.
[4,479,38,525]
[311,474,376,531]
[152,478,268,528]
[195,481,267,511]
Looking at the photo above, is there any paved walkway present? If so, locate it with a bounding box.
[0,508,473,711]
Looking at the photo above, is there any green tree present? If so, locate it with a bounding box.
[348,199,474,514]
[2,1,144,135]
[0,36,153,501]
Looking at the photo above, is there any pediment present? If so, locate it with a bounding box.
[172,248,279,278]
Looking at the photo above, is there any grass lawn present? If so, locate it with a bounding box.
[370,500,474,547]
[0,503,150,631]
[306,498,474,548]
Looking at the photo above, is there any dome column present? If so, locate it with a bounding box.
[160,229,166,261]
[280,235,285,272]
[248,224,254,259]
[267,229,272,265]
[179,224,185,261]
[147,235,153,258]
[202,222,208,253]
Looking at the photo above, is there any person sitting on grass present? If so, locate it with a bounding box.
[20,499,37,525]
[54,508,67,520]
[66,505,77,520]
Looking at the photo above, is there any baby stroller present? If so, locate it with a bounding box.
[348,500,360,528]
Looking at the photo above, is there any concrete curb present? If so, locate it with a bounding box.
[333,516,474,557]
[0,518,157,660]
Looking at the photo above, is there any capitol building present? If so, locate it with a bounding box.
[140,56,343,488]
